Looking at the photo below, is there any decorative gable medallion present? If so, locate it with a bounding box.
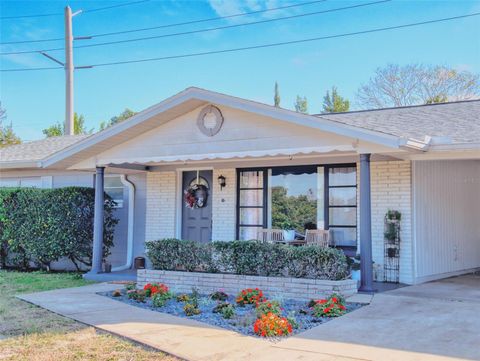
[197,105,224,136]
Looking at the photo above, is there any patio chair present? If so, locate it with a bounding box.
[257,229,284,243]
[305,229,330,247]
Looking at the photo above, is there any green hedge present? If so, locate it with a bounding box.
[146,239,349,281]
[0,187,118,270]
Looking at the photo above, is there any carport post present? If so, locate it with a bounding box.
[90,166,105,274]
[359,154,375,293]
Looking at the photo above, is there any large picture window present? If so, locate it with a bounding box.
[236,165,357,247]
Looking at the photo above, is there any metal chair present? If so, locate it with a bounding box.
[305,229,330,247]
[257,229,284,243]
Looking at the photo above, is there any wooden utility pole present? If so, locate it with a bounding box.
[64,6,74,136]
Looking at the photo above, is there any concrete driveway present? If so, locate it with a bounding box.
[276,273,480,361]
[17,273,480,361]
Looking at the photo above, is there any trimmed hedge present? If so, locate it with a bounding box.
[0,187,118,270]
[146,239,349,281]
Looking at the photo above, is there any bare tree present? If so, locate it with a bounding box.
[356,64,480,109]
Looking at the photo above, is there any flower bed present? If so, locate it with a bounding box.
[101,283,363,339]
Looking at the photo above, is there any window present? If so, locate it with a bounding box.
[327,167,357,247]
[237,170,266,240]
[269,166,319,234]
[236,165,357,247]
[104,176,124,208]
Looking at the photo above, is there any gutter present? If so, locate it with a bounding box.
[112,175,135,272]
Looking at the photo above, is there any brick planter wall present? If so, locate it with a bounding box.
[137,269,358,300]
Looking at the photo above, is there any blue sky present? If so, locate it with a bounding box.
[1,0,479,141]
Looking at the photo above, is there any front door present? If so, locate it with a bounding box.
[181,170,212,242]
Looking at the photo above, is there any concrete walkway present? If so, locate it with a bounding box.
[17,274,480,361]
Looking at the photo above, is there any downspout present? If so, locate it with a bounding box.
[112,175,135,272]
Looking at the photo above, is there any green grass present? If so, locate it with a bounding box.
[0,270,176,361]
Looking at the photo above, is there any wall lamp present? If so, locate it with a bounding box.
[217,175,226,190]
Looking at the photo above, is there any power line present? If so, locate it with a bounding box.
[0,0,326,45]
[0,0,390,56]
[2,12,479,73]
[0,0,149,20]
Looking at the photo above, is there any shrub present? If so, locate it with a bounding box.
[213,301,235,319]
[253,313,293,337]
[152,291,173,307]
[125,282,136,291]
[176,294,190,303]
[311,293,347,318]
[183,303,201,316]
[143,283,169,297]
[146,239,349,281]
[0,187,117,270]
[210,291,228,301]
[236,288,265,306]
[112,289,122,297]
[255,300,282,318]
[145,238,213,272]
[127,289,146,303]
[220,303,235,319]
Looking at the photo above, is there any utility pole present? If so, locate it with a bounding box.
[40,6,89,136]
[64,6,74,136]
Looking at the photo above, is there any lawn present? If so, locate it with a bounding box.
[0,270,177,361]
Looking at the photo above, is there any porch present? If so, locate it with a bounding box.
[87,152,378,292]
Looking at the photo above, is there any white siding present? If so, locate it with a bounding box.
[413,160,480,283]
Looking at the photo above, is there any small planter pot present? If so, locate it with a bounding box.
[283,230,295,241]
[387,247,397,258]
[351,270,361,281]
[104,263,112,273]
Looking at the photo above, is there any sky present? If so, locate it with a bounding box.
[1,0,479,141]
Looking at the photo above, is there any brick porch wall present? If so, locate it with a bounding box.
[370,161,413,284]
[145,171,176,240]
[212,168,236,241]
[137,269,358,300]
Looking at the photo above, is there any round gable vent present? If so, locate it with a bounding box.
[197,105,224,136]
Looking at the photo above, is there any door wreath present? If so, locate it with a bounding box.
[184,171,209,209]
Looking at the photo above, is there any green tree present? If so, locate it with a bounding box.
[274,82,281,107]
[322,87,350,113]
[0,102,21,148]
[42,113,92,137]
[99,108,137,131]
[294,95,308,113]
[271,186,316,233]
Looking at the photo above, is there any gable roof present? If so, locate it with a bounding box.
[0,135,90,168]
[1,88,479,170]
[41,87,405,169]
[317,100,480,144]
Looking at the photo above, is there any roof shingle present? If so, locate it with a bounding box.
[316,100,480,144]
[0,135,89,162]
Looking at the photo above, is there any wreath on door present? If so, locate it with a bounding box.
[184,171,209,209]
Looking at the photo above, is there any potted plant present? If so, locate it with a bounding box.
[349,255,361,281]
[280,220,296,241]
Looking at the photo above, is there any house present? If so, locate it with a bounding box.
[1,87,479,288]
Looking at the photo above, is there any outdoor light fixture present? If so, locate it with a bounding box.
[218,175,226,190]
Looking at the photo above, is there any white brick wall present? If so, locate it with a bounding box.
[212,168,236,241]
[370,161,413,284]
[138,269,358,300]
[145,172,177,240]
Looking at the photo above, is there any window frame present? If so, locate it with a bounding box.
[104,175,125,208]
[236,168,268,240]
[236,163,357,241]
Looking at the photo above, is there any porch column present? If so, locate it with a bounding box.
[359,154,374,293]
[90,166,105,274]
